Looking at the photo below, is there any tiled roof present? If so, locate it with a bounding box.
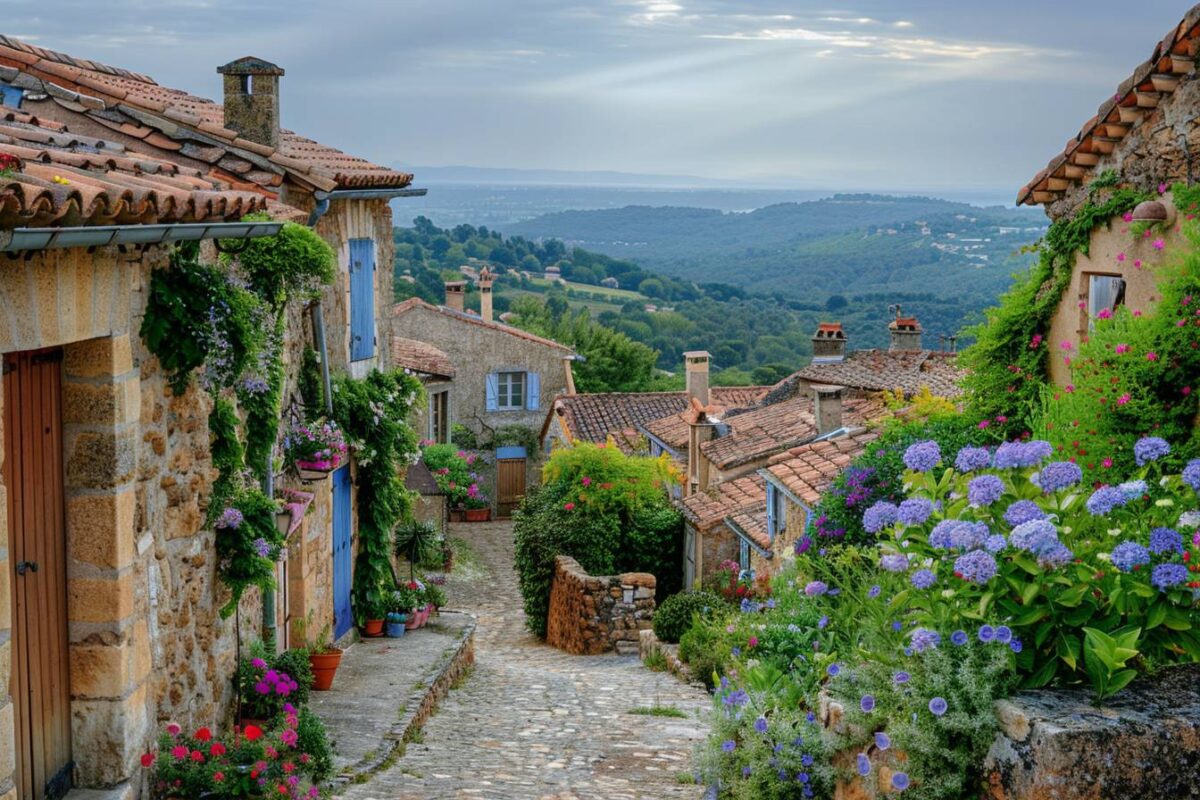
[0,35,412,192]
[726,507,771,552]
[679,474,766,532]
[764,429,880,506]
[778,350,964,399]
[699,395,886,471]
[1017,5,1200,206]
[391,336,455,378]
[392,298,572,353]
[0,106,267,227]
[551,387,770,448]
[639,388,770,451]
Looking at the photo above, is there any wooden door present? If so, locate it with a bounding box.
[495,448,527,518]
[331,466,353,639]
[4,349,71,800]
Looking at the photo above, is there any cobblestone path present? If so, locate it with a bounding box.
[339,520,710,800]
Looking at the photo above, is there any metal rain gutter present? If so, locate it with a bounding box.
[0,221,283,252]
[306,186,428,227]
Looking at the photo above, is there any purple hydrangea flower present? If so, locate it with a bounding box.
[968,474,1004,507]
[993,440,1052,469]
[1152,562,1189,591]
[929,519,958,549]
[1111,541,1151,572]
[954,445,991,473]
[954,550,998,584]
[794,535,812,555]
[880,553,910,573]
[928,697,948,716]
[1036,461,1083,493]
[875,731,891,750]
[860,695,875,713]
[950,630,968,646]
[897,498,934,526]
[818,615,829,629]
[1036,541,1074,569]
[911,569,936,589]
[1119,480,1148,500]
[911,628,941,652]
[1087,486,1131,516]
[1149,527,1184,555]
[857,753,871,776]
[1134,436,1171,466]
[868,585,882,599]
[1010,638,1023,653]
[984,535,1008,553]
[893,671,910,684]
[1003,500,1047,527]
[804,580,828,596]
[1010,519,1058,552]
[722,740,737,753]
[903,440,942,472]
[253,537,271,558]
[827,663,841,677]
[994,625,1013,644]
[950,521,989,551]
[1184,459,1200,493]
[863,501,899,533]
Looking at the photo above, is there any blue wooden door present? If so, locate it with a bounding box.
[332,465,353,639]
[349,239,375,361]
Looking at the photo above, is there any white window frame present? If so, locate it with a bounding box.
[496,371,526,411]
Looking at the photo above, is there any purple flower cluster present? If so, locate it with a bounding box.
[911,569,937,589]
[928,697,948,716]
[929,520,957,549]
[1184,459,1200,493]
[910,628,941,652]
[1086,486,1131,516]
[804,580,829,597]
[992,440,1053,469]
[1036,461,1083,493]
[1010,520,1072,567]
[953,550,998,584]
[903,440,942,472]
[967,475,1004,507]
[951,521,989,551]
[1134,436,1171,467]
[1110,541,1151,573]
[1003,500,1047,527]
[863,501,898,533]
[897,498,934,526]
[253,667,298,698]
[841,466,877,508]
[880,553,910,573]
[217,507,244,529]
[253,537,271,558]
[984,534,1008,553]
[1149,527,1184,555]
[954,446,991,473]
[1151,562,1189,591]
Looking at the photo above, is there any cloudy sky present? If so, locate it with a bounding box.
[8,1,1192,193]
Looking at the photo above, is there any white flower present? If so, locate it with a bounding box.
[1107,527,1122,538]
[1155,498,1175,508]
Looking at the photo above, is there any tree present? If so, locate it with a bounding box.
[639,278,666,298]
[826,294,848,311]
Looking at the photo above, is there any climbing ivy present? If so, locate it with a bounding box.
[299,345,325,420]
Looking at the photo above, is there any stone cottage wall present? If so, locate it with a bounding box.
[545,555,655,656]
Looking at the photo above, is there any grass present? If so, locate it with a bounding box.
[676,772,697,784]
[628,704,687,718]
[450,664,475,690]
[446,535,485,581]
[643,648,668,672]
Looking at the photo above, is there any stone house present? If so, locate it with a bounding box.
[391,337,455,444]
[1016,4,1200,383]
[0,36,417,800]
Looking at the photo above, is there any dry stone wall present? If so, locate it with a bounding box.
[545,555,655,656]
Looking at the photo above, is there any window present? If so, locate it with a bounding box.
[1086,274,1126,329]
[738,539,751,573]
[429,390,449,444]
[767,484,787,541]
[497,371,525,410]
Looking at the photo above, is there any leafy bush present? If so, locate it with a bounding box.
[295,708,334,783]
[653,591,726,643]
[678,617,735,690]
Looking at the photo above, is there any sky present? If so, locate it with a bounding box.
[7,1,1195,194]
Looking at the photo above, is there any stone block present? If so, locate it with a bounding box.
[0,554,9,633]
[67,489,136,569]
[62,378,139,427]
[64,335,133,379]
[0,636,10,695]
[0,701,13,783]
[68,574,135,625]
[71,682,150,786]
[69,619,150,700]
[66,428,137,489]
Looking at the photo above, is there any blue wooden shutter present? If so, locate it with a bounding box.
[349,238,375,361]
[766,484,777,541]
[0,83,22,108]
[526,372,540,410]
[485,373,499,411]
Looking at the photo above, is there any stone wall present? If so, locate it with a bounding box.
[545,556,655,656]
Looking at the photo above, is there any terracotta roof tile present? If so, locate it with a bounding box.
[764,429,881,506]
[392,298,572,353]
[391,336,455,378]
[642,390,768,452]
[777,350,964,399]
[726,507,771,552]
[680,474,766,532]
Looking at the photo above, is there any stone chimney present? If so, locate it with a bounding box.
[562,356,577,396]
[444,280,466,313]
[477,267,495,323]
[683,351,711,407]
[888,306,923,351]
[217,57,284,148]
[812,384,844,436]
[685,397,718,496]
[812,322,847,362]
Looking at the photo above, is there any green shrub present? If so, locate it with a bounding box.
[295,707,334,783]
[653,591,726,643]
[678,618,734,690]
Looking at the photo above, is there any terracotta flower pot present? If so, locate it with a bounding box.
[362,619,385,637]
[405,611,420,630]
[464,508,491,522]
[309,648,343,691]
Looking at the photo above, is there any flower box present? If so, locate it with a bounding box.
[464,507,491,522]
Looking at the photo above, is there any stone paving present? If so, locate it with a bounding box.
[338,520,710,800]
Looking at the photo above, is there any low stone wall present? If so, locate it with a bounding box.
[545,556,655,656]
[638,629,695,684]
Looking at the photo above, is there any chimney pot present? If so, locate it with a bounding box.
[888,307,923,351]
[217,57,284,148]
[812,322,847,362]
[683,350,711,407]
[477,267,495,323]
[812,384,844,436]
[444,280,466,313]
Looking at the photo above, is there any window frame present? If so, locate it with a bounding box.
[1080,271,1126,333]
[429,389,449,444]
[495,370,526,411]
[770,485,788,540]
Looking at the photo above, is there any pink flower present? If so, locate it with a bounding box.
[977,420,990,429]
[1154,239,1166,251]
[1117,393,1131,405]
[1060,341,1074,351]
[1133,309,1143,317]
[747,636,759,648]
[996,415,1008,424]
[1102,458,1113,468]
[1065,384,1075,393]
[1146,351,1159,361]
[171,745,188,760]
[1116,252,1126,262]
[1077,300,1087,310]
[1178,320,1188,327]
[1185,295,1194,306]
[581,476,592,487]
[1134,259,1143,269]
[1097,308,1113,320]
[166,723,181,736]
[1184,387,1192,396]
[564,502,575,511]
[1159,182,1169,195]
[1029,334,1043,349]
[1115,343,1130,354]
[1123,212,1134,222]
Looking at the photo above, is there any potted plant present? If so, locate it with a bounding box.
[361,595,387,637]
[394,519,441,580]
[236,656,300,727]
[394,584,420,630]
[275,488,314,536]
[386,611,408,638]
[284,419,348,480]
[424,582,447,614]
[296,614,343,691]
[463,483,491,522]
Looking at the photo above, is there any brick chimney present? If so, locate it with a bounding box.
[217,57,284,148]
[444,280,466,313]
[812,384,844,436]
[812,322,847,362]
[683,351,711,407]
[477,267,495,323]
[888,306,923,351]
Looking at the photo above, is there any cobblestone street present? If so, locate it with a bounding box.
[338,520,710,800]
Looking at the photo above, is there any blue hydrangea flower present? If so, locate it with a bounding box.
[954,445,991,473]
[804,580,828,596]
[860,695,875,713]
[929,519,959,549]
[1119,480,1148,500]
[978,624,995,643]
[875,732,891,751]
[950,521,989,551]
[984,535,1008,553]
[950,630,968,646]
[754,716,768,733]
[954,550,998,584]
[994,625,1013,644]
[1087,486,1131,516]
[903,440,941,472]
[1010,519,1058,551]
[993,440,1052,469]
[863,501,899,533]
[880,553,910,573]
[968,474,1004,507]
[897,498,934,526]
[1036,461,1083,493]
[1184,459,1200,493]
[1003,500,1047,527]
[857,753,871,776]
[911,628,941,652]
[1010,638,1023,653]
[1149,527,1184,555]
[827,663,841,677]
[911,569,936,589]
[1111,541,1151,573]
[928,697,948,716]
[1152,562,1189,591]
[892,772,910,791]
[1134,436,1171,466]
[1037,541,1074,568]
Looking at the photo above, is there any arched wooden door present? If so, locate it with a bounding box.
[4,349,72,800]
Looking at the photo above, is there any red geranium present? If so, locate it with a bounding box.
[194,727,213,742]
[244,724,264,741]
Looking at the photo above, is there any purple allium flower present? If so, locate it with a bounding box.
[868,585,882,599]
[1184,459,1200,492]
[911,628,941,652]
[1134,436,1171,466]
[897,498,934,526]
[880,553,910,573]
[893,671,910,684]
[794,535,812,555]
[954,550,998,584]
[863,501,899,533]
[1149,527,1184,555]
[754,716,768,734]
[857,753,871,776]
[911,569,936,589]
[253,537,271,558]
[731,647,741,657]
[892,772,910,790]
[217,507,244,529]
[1004,500,1047,527]
[1152,562,1189,591]
[950,521,989,552]
[1087,486,1131,516]
[1111,541,1151,573]
[860,695,876,712]
[950,630,968,646]
[994,625,1013,644]
[955,445,991,473]
[251,657,267,669]
[1010,638,1023,653]
[827,663,841,677]
[928,697,948,716]
[968,475,1004,507]
[1010,519,1058,552]
[984,535,1008,553]
[929,519,958,549]
[874,732,891,751]
[978,624,995,643]
[903,440,941,472]
[722,740,737,753]
[804,580,828,597]
[1036,461,1083,493]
